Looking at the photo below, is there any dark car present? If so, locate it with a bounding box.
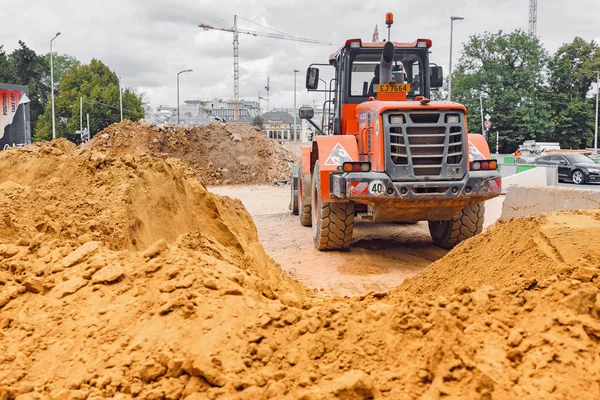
[534,153,600,184]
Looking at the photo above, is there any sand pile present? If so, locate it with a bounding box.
[401,211,600,296]
[2,141,600,399]
[87,120,297,186]
[0,140,292,288]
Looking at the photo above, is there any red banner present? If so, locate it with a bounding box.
[1,90,29,139]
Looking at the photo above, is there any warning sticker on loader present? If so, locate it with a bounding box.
[324,143,353,166]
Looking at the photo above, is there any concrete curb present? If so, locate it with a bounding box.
[501,186,600,220]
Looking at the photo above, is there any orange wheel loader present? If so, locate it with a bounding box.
[290,13,501,251]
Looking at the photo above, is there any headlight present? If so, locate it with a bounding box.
[588,168,600,173]
[446,114,460,123]
[390,115,404,124]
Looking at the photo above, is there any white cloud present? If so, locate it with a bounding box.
[4,0,600,110]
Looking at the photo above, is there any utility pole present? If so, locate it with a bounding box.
[50,32,61,140]
[594,71,599,154]
[480,96,485,137]
[448,16,464,102]
[119,76,123,122]
[80,96,83,132]
[87,113,90,134]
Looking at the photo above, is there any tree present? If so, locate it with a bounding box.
[7,41,50,136]
[35,59,143,141]
[42,53,80,95]
[546,37,600,148]
[0,46,13,82]
[251,115,264,129]
[451,30,553,152]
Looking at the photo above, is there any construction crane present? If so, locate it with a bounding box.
[258,91,266,115]
[265,77,270,114]
[199,15,330,121]
[528,0,538,36]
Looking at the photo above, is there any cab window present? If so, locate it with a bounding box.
[348,49,425,99]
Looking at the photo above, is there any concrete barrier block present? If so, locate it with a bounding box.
[501,186,600,220]
[501,166,557,194]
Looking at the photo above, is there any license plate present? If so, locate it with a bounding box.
[376,84,410,93]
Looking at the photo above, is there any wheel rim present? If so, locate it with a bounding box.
[573,171,583,184]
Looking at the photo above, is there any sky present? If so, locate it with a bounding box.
[3,0,600,112]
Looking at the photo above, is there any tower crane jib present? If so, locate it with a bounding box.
[199,15,330,121]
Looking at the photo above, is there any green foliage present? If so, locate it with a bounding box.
[546,37,600,148]
[35,59,143,142]
[549,101,595,149]
[42,53,80,95]
[451,30,554,153]
[252,115,264,128]
[2,41,50,136]
[0,46,12,82]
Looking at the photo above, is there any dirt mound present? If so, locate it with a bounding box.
[87,120,297,186]
[2,141,600,399]
[0,140,294,289]
[401,211,600,297]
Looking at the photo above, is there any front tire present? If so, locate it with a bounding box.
[311,163,355,250]
[429,203,484,249]
[572,170,585,185]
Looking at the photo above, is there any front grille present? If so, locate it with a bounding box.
[386,112,466,181]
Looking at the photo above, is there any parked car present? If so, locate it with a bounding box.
[534,153,600,184]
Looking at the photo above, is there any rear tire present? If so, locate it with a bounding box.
[290,165,299,215]
[312,163,354,250]
[572,169,585,185]
[429,203,484,249]
[299,161,312,226]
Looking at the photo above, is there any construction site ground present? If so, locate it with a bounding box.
[3,122,600,399]
[210,185,505,297]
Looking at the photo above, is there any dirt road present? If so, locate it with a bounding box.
[210,185,504,296]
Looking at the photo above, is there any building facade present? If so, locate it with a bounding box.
[261,110,303,144]
[264,120,294,144]
[144,98,260,125]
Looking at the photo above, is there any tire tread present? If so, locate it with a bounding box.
[429,203,484,249]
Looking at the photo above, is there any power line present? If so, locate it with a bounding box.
[236,15,290,37]
[80,98,145,117]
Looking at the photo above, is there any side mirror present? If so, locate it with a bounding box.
[299,107,314,120]
[430,66,443,88]
[306,67,320,90]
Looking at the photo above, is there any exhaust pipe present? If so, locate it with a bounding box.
[379,41,394,85]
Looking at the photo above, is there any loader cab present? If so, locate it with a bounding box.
[305,39,443,135]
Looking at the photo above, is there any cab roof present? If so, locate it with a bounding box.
[328,38,433,64]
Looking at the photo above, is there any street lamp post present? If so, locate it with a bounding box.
[50,32,61,140]
[177,69,193,125]
[448,16,464,102]
[294,69,299,142]
[594,71,599,154]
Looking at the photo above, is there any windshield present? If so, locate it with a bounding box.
[565,154,596,164]
[349,49,424,98]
